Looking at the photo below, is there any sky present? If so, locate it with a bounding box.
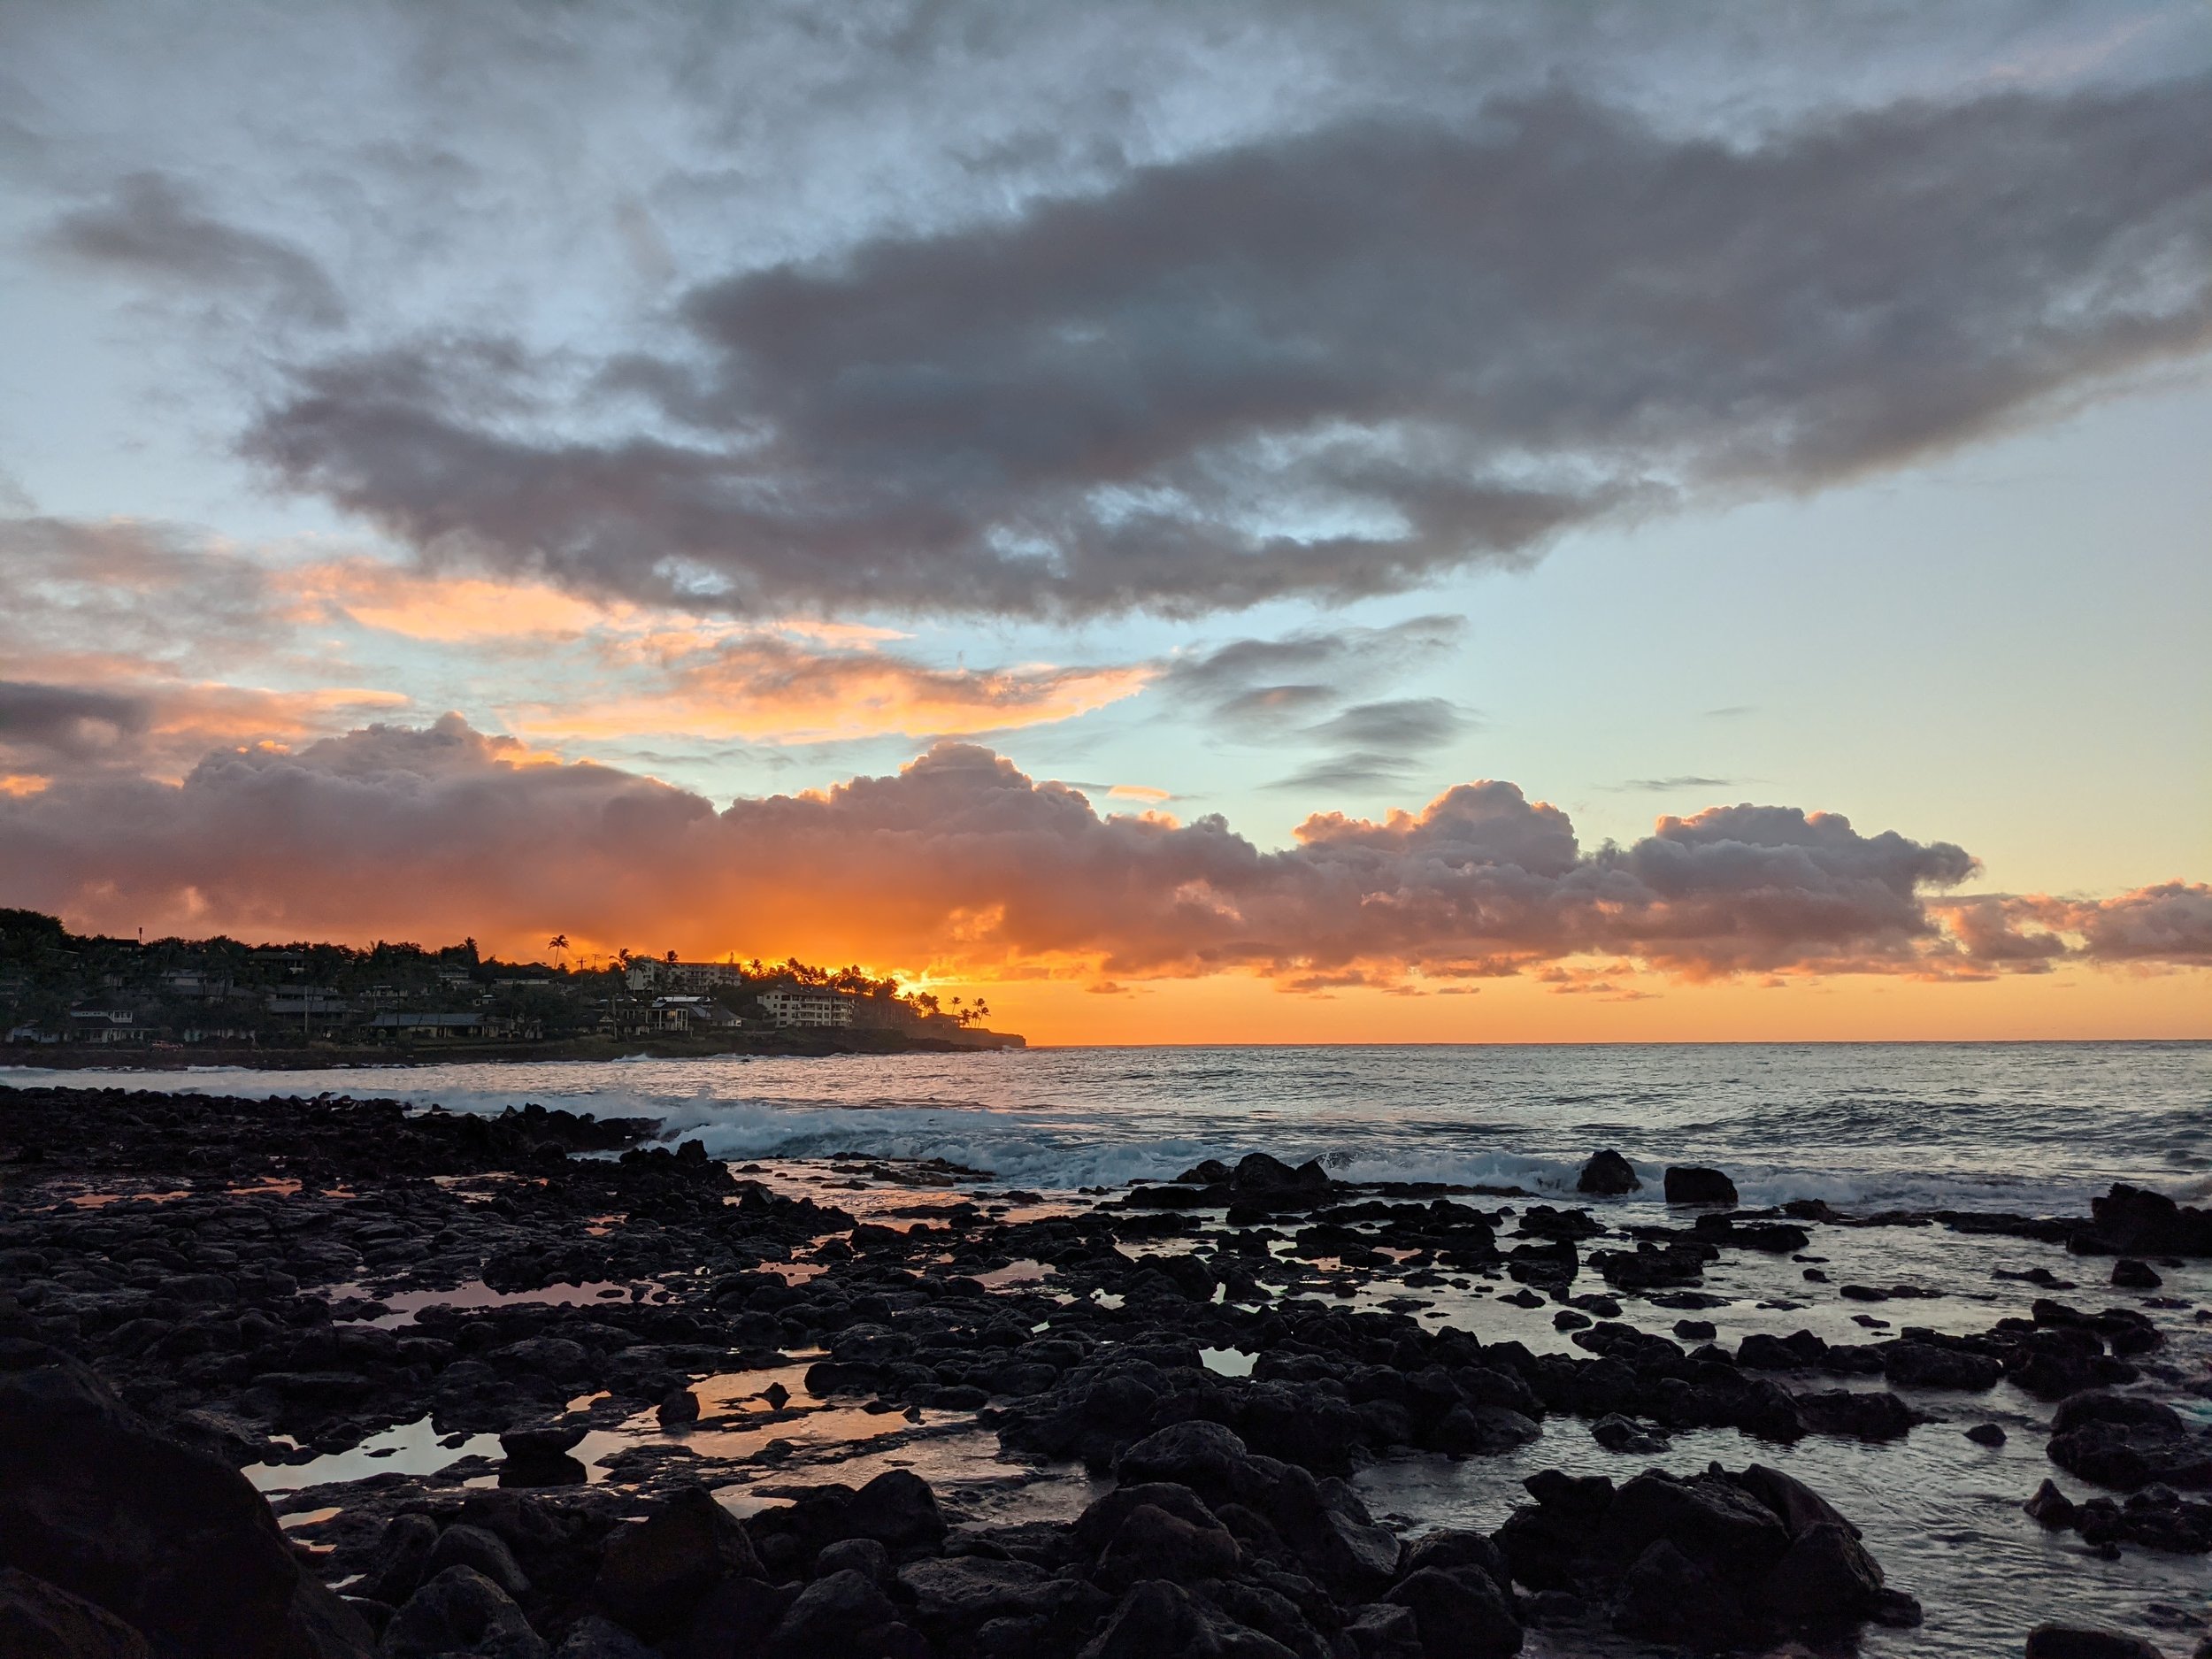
[0,0,2207,1043]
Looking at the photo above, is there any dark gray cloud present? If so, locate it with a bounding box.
[50,173,345,326]
[1161,617,1463,718]
[243,76,2212,618]
[1615,775,1736,793]
[1302,698,1467,751]
[0,680,151,759]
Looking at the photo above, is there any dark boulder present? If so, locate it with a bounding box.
[1233,1154,1330,1194]
[1597,1471,1791,1578]
[2047,1393,2212,1492]
[1381,1567,1523,1659]
[1576,1151,1640,1196]
[1881,1341,2003,1390]
[1664,1167,1739,1206]
[1794,1389,1918,1441]
[1094,1504,1240,1590]
[381,1566,548,1659]
[2024,1627,2170,1659]
[0,1344,362,1659]
[1609,1540,1748,1650]
[1761,1522,1885,1627]
[1399,1532,1510,1601]
[762,1569,901,1656]
[594,1485,763,1639]
[839,1470,946,1550]
[423,1525,530,1600]
[1073,1579,1222,1659]
[1968,1423,2008,1448]
[362,1515,441,1606]
[2112,1260,2163,1290]
[551,1615,657,1658]
[813,1538,890,1586]
[0,1568,151,1659]
[2085,1186,2212,1257]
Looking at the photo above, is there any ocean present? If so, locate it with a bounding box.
[9,1041,2210,1653]
[27,1040,2208,1215]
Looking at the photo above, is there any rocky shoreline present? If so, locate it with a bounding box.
[2,1084,2208,1657]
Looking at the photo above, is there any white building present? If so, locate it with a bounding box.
[758,989,853,1029]
[626,960,747,992]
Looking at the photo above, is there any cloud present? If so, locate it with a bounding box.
[508,635,1150,745]
[0,681,153,760]
[1934,884,2212,970]
[49,173,345,326]
[241,77,2212,618]
[5,717,2192,986]
[1614,775,1736,793]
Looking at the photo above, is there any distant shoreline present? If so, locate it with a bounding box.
[1,1027,1025,1070]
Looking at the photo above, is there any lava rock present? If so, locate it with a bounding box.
[423,1525,530,1600]
[594,1485,763,1640]
[1576,1151,1640,1196]
[1663,1167,1740,1207]
[0,1567,152,1659]
[551,1615,657,1659]
[0,1344,361,1659]
[839,1470,946,1551]
[1382,1566,1524,1659]
[382,1566,547,1659]
[2112,1260,2163,1290]
[2048,1393,2212,1492]
[2024,1626,2170,1659]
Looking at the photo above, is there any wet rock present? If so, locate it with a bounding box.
[1075,1578,1220,1659]
[1968,1422,2008,1447]
[551,1615,657,1659]
[1591,1414,1668,1455]
[1663,1167,1739,1207]
[2025,1480,2079,1530]
[0,1567,152,1659]
[1882,1340,2003,1390]
[1794,1389,1918,1441]
[0,1344,344,1659]
[656,1387,701,1428]
[897,1555,1058,1629]
[363,1515,441,1606]
[1762,1521,1886,1627]
[2024,1626,2170,1659]
[2085,1186,2212,1258]
[813,1538,891,1586]
[2047,1393,2212,1492]
[499,1425,588,1460]
[1233,1153,1331,1194]
[1339,1602,1424,1658]
[1576,1150,1640,1196]
[2113,1260,2163,1290]
[423,1525,530,1600]
[381,1566,547,1659]
[594,1485,763,1640]
[839,1469,947,1550]
[1610,1539,1748,1649]
[763,1569,899,1655]
[1382,1567,1523,1659]
[1095,1504,1240,1590]
[1399,1531,1510,1601]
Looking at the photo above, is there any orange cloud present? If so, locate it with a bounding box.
[5,719,2200,1012]
[509,636,1150,744]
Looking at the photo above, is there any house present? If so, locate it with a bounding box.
[758,989,854,1029]
[369,1011,486,1039]
[5,1025,64,1045]
[649,995,741,1033]
[66,1008,143,1044]
[160,967,233,998]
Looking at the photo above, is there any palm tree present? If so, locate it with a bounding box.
[547,933,568,969]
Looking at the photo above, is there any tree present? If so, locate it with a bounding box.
[547,933,569,968]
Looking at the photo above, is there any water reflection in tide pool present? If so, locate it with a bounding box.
[1356,1414,2212,1658]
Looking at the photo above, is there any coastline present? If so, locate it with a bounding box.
[4,1026,1025,1071]
[1,1079,2207,1655]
